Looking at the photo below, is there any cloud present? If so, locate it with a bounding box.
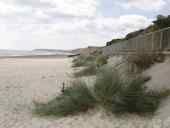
[123,0,166,11]
[0,2,30,16]
[0,0,154,50]
[45,0,98,17]
[0,14,152,50]
[0,0,98,21]
[89,15,151,35]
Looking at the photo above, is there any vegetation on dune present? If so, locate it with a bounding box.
[94,67,122,108]
[94,67,170,115]
[124,52,165,71]
[33,80,96,117]
[91,50,103,57]
[34,66,170,118]
[154,15,170,29]
[112,76,170,115]
[125,29,145,40]
[72,53,108,77]
[72,50,107,68]
[74,63,97,77]
[112,76,152,114]
[72,55,96,67]
[96,55,108,67]
[106,39,125,46]
[72,55,85,67]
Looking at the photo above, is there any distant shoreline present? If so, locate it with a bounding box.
[0,54,69,59]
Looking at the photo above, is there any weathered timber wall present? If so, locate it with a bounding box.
[103,27,170,56]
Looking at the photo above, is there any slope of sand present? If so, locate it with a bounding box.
[144,58,170,120]
[0,57,170,128]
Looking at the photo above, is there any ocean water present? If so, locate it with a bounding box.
[0,49,72,57]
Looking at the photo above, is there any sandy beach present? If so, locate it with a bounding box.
[0,58,72,128]
[0,57,170,128]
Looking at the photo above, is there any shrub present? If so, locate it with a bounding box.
[91,50,102,56]
[111,75,170,115]
[33,80,96,117]
[125,52,165,71]
[153,15,170,29]
[106,38,125,46]
[95,55,108,67]
[94,67,170,115]
[72,55,96,67]
[72,55,87,67]
[125,29,145,40]
[85,55,96,62]
[74,64,97,77]
[94,67,122,108]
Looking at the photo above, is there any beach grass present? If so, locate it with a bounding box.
[94,67,170,115]
[73,64,97,77]
[124,52,165,71]
[33,80,96,117]
[72,55,96,67]
[34,65,170,118]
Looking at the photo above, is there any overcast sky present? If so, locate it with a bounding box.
[0,0,169,50]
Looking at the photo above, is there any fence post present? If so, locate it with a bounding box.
[152,33,155,51]
[160,31,163,51]
[136,38,138,52]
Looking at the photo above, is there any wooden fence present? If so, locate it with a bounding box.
[103,27,170,56]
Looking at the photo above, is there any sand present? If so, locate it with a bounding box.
[0,57,170,128]
[144,58,170,120]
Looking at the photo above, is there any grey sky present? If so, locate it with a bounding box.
[0,0,169,50]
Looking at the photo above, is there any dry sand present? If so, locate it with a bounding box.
[0,57,170,128]
[144,58,170,120]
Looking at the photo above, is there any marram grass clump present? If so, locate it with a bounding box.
[94,67,122,107]
[111,75,154,114]
[94,67,170,115]
[72,55,96,67]
[74,63,97,77]
[33,80,96,117]
[73,55,108,77]
[124,52,165,71]
[96,55,108,67]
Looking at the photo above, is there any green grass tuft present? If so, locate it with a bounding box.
[73,55,108,77]
[74,64,97,77]
[125,52,165,71]
[96,55,108,67]
[111,75,170,115]
[94,67,170,115]
[94,67,122,108]
[72,55,96,67]
[33,80,96,117]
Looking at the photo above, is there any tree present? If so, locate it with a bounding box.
[153,15,170,29]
